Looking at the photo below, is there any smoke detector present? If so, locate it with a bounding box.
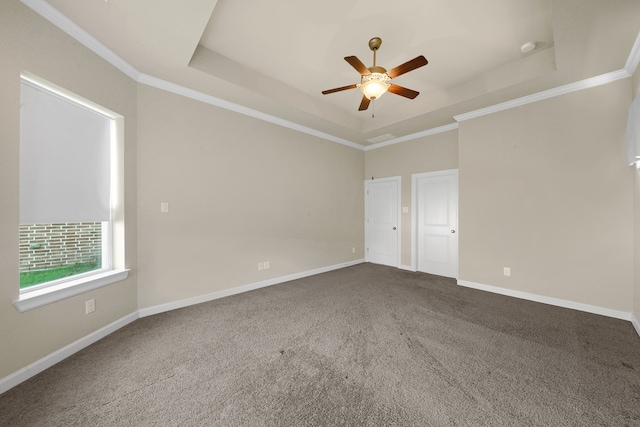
[520,41,536,53]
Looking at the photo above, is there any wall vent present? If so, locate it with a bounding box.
[366,133,396,144]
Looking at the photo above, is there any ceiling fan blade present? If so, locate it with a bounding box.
[388,84,420,99]
[387,55,428,79]
[358,95,371,111]
[345,56,371,76]
[321,84,358,95]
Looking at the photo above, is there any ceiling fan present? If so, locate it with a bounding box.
[321,37,428,111]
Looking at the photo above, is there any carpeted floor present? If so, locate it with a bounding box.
[1,263,639,426]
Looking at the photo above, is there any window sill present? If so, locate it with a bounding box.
[13,269,130,312]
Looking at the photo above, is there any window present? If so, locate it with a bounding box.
[628,91,640,169]
[14,73,128,312]
[19,222,107,289]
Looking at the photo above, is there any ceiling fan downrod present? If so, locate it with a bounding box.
[369,37,382,68]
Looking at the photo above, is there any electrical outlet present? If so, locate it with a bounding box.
[352,247,356,253]
[503,267,511,276]
[264,261,270,269]
[85,298,95,314]
[258,262,264,271]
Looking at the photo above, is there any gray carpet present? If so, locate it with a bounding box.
[1,263,639,426]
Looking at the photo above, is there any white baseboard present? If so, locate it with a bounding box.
[458,279,635,324]
[139,259,365,318]
[4,263,634,396]
[0,311,138,395]
[1,260,365,395]
[632,314,640,337]
[398,265,416,272]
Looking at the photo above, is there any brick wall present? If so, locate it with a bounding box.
[19,222,102,272]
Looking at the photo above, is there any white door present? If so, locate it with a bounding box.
[414,170,458,278]
[365,178,400,267]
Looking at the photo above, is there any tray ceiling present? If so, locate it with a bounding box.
[42,0,640,146]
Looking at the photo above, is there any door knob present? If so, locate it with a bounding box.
[393,227,397,230]
[451,230,456,233]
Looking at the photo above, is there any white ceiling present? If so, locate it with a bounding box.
[42,0,640,146]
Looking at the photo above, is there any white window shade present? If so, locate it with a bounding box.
[627,92,640,166]
[20,80,111,224]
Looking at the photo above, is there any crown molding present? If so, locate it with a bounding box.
[364,123,458,151]
[21,0,364,151]
[21,0,139,81]
[455,31,638,123]
[137,74,364,150]
[625,31,640,74]
[21,1,640,150]
[453,69,631,122]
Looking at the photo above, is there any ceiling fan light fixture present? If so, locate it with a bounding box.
[359,73,391,100]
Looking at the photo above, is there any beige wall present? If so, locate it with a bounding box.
[459,79,634,311]
[136,85,364,308]
[0,1,138,379]
[364,132,459,266]
[2,0,639,390]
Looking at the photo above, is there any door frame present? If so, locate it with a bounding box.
[364,176,402,267]
[410,169,458,274]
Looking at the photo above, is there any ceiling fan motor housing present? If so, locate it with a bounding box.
[368,66,387,74]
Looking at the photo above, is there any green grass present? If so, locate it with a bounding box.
[20,262,101,289]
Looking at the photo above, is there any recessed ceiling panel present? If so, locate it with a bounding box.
[39,0,640,145]
[199,0,553,118]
